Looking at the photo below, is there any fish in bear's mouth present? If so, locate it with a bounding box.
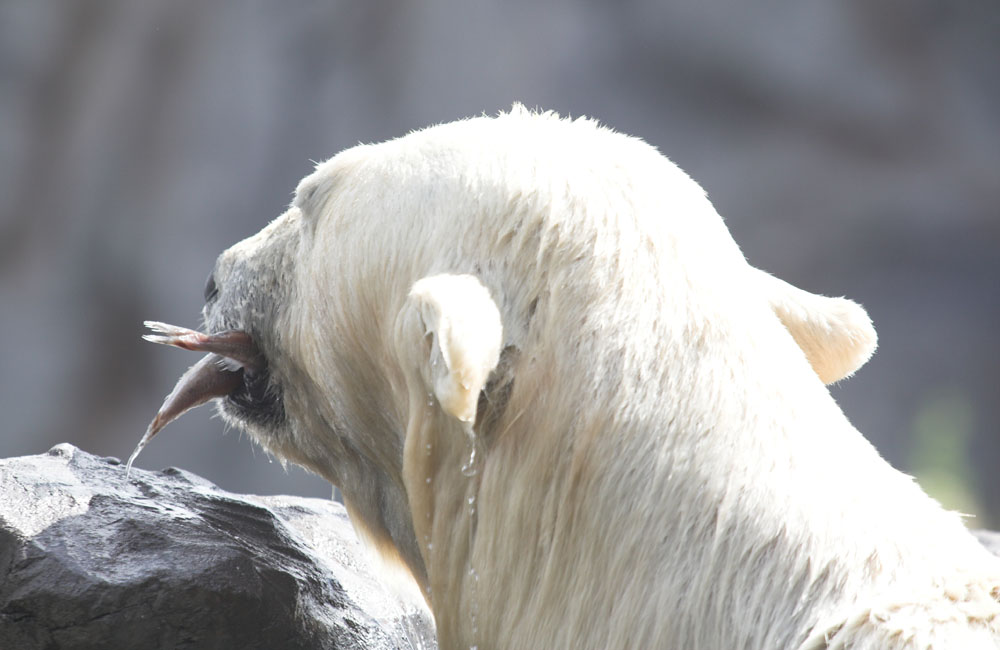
[125,321,267,474]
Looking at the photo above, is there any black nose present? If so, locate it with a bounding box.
[204,272,219,303]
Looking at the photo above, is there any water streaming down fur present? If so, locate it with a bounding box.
[460,420,481,650]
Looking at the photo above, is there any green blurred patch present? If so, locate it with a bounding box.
[908,391,988,527]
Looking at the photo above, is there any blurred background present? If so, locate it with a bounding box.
[1,1,997,525]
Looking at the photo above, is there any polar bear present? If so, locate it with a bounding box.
[136,106,1000,649]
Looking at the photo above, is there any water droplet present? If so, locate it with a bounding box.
[425,477,432,484]
[461,445,478,477]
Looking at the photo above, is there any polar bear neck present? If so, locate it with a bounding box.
[459,313,990,649]
[404,277,987,648]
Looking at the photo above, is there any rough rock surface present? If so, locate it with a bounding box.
[0,444,436,650]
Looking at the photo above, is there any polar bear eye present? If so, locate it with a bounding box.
[203,272,219,303]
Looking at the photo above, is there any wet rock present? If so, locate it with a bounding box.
[974,530,1000,558]
[0,444,436,650]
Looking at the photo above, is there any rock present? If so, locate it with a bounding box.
[0,444,436,650]
[974,530,1000,558]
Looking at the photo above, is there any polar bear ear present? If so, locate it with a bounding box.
[394,274,503,423]
[755,268,877,384]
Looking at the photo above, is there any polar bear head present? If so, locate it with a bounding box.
[138,106,891,646]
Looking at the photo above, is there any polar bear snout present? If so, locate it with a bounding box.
[199,269,289,438]
[131,212,302,467]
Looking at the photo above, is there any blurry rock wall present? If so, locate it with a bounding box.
[1,1,998,521]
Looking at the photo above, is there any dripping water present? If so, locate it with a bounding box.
[460,420,479,478]
[461,420,481,649]
[424,395,435,556]
[460,445,478,478]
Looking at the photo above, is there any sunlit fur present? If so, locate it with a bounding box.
[205,106,1000,649]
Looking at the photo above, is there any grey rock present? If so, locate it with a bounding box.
[974,529,1000,558]
[0,444,436,650]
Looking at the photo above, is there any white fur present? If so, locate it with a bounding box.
[756,268,877,384]
[397,274,503,424]
[216,106,1000,649]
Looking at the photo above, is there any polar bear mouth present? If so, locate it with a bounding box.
[125,321,267,474]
